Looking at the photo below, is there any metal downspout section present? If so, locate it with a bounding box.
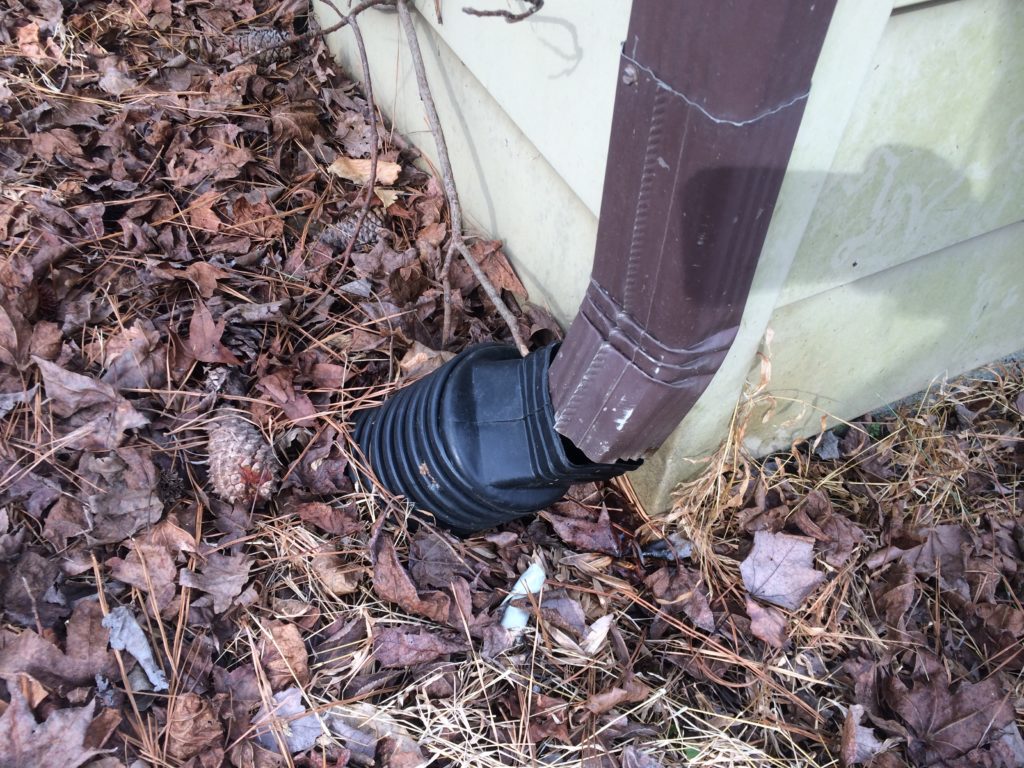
[548,0,838,464]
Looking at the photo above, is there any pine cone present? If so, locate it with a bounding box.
[207,411,280,504]
[226,28,293,66]
[318,207,387,251]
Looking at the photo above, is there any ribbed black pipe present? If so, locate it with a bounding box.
[353,343,638,532]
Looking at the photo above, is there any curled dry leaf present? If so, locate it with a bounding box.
[371,532,450,624]
[327,703,426,768]
[740,531,825,610]
[78,448,163,544]
[645,566,714,633]
[545,500,621,556]
[166,693,224,762]
[886,653,1019,766]
[840,704,888,767]
[102,606,168,691]
[311,550,365,596]
[261,620,310,690]
[186,301,243,366]
[34,357,149,450]
[0,600,115,689]
[2,549,66,627]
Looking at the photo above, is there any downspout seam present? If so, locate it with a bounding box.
[621,45,812,128]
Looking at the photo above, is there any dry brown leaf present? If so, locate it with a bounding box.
[745,597,789,649]
[231,195,284,240]
[545,507,621,556]
[78,448,163,544]
[408,528,477,591]
[186,301,243,366]
[271,102,320,143]
[0,686,100,768]
[166,693,224,761]
[840,704,888,767]
[107,540,178,612]
[328,156,401,185]
[178,552,252,613]
[645,566,714,633]
[311,551,365,596]
[886,653,1018,765]
[2,549,66,627]
[294,501,361,537]
[373,626,466,668]
[740,531,825,610]
[186,190,223,233]
[398,342,454,381]
[261,621,310,690]
[375,187,401,207]
[34,357,149,450]
[371,533,450,624]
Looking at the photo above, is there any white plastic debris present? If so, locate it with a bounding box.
[500,560,546,632]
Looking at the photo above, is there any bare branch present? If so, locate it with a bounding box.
[462,0,542,23]
[396,0,528,356]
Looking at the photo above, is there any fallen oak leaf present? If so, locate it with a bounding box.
[293,501,361,537]
[740,531,825,610]
[78,447,163,544]
[544,507,621,556]
[34,356,145,419]
[644,566,714,633]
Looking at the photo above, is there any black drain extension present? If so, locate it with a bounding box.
[353,343,640,532]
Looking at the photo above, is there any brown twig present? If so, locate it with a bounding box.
[242,0,396,64]
[396,0,528,356]
[298,1,380,323]
[462,0,543,23]
[440,240,457,346]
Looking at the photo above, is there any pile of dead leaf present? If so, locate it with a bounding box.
[2,0,1023,767]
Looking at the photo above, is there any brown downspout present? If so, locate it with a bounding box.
[549,0,838,463]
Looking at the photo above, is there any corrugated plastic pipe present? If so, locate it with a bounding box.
[355,0,836,531]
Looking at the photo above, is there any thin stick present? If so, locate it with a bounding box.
[440,240,456,346]
[396,0,528,356]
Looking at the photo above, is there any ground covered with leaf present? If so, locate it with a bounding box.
[1,2,1023,767]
